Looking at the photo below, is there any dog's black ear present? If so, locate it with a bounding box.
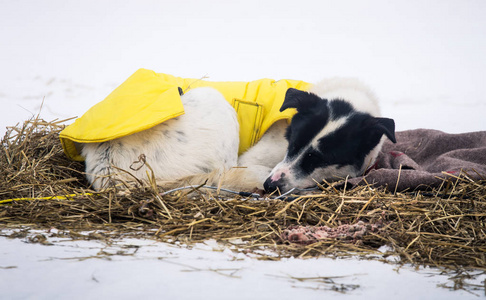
[280,88,321,113]
[370,117,397,143]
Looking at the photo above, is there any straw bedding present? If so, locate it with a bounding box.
[2,118,486,273]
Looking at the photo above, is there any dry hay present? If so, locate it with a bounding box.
[2,118,486,274]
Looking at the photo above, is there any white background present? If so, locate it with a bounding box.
[1,0,486,299]
[1,0,485,135]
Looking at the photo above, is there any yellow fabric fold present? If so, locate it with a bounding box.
[60,69,311,161]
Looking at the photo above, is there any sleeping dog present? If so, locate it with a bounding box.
[81,78,396,193]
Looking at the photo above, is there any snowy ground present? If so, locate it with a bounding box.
[1,0,486,299]
[2,229,485,300]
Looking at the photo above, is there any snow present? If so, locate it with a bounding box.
[1,231,484,299]
[1,0,486,298]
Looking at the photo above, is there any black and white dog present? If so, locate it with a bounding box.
[82,78,396,193]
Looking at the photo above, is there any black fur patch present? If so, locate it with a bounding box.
[282,90,331,158]
[306,113,376,174]
[280,88,323,113]
[329,99,353,119]
[284,105,329,158]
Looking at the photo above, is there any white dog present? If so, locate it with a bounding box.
[81,78,396,193]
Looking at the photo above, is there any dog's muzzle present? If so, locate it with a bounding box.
[263,176,286,194]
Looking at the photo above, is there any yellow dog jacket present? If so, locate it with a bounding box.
[60,69,312,161]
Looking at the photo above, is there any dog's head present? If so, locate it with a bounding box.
[263,88,396,193]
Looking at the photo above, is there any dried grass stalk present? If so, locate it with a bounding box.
[1,118,486,272]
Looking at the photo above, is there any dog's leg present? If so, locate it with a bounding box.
[158,120,289,192]
[200,120,289,191]
[237,120,288,168]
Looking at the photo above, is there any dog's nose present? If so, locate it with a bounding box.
[263,177,283,194]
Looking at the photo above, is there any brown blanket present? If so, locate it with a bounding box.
[347,129,486,191]
[281,129,486,245]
